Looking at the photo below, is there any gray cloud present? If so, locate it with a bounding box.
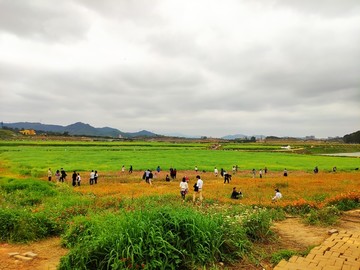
[0,0,91,42]
[1,0,359,138]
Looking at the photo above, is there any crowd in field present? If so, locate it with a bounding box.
[46,164,293,204]
[47,168,98,187]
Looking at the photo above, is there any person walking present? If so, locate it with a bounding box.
[129,165,133,174]
[60,168,67,182]
[76,173,81,186]
[48,168,52,181]
[179,177,189,203]
[283,168,288,177]
[55,170,60,182]
[148,170,153,185]
[72,171,77,187]
[89,170,95,185]
[94,170,98,184]
[193,175,203,204]
[214,167,218,177]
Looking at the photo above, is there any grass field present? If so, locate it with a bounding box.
[1,140,359,269]
[1,141,359,177]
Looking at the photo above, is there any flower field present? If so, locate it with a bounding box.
[72,169,360,209]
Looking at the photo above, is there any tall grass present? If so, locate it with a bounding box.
[60,206,252,270]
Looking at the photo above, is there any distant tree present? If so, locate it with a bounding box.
[250,136,256,142]
[343,130,360,144]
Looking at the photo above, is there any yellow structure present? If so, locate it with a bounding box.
[19,129,36,135]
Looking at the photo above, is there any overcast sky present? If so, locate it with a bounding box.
[0,0,359,138]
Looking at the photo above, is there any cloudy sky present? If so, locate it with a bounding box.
[0,0,359,138]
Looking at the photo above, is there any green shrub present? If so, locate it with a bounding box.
[59,206,251,270]
[241,208,273,242]
[304,206,340,226]
[330,199,360,211]
[0,208,56,242]
[270,249,298,265]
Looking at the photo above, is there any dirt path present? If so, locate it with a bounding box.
[273,209,360,252]
[1,210,359,270]
[0,237,67,270]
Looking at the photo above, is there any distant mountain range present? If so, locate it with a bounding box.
[2,122,159,138]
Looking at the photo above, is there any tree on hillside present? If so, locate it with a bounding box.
[343,130,360,143]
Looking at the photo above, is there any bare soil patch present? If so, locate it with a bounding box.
[273,209,360,252]
[0,237,67,270]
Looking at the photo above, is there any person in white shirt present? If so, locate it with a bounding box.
[179,177,189,202]
[214,167,218,177]
[272,188,282,202]
[193,175,203,204]
[76,173,81,186]
[89,170,95,185]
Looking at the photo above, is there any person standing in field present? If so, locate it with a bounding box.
[156,166,161,173]
[283,168,288,177]
[180,177,189,203]
[76,173,81,186]
[259,169,263,178]
[193,175,203,204]
[60,168,67,182]
[48,168,52,181]
[214,167,218,177]
[148,170,153,185]
[129,165,133,174]
[90,170,95,185]
[55,170,60,182]
[121,165,125,173]
[252,168,256,178]
[94,170,98,184]
[144,169,150,183]
[232,166,236,174]
[195,166,198,172]
[72,171,77,187]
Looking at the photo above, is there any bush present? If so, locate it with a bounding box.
[59,206,251,270]
[0,208,56,242]
[270,249,298,265]
[241,208,273,242]
[304,206,340,226]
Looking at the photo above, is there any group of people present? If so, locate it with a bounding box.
[48,168,67,182]
[179,175,283,203]
[179,175,203,204]
[47,168,98,186]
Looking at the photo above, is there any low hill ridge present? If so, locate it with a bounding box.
[2,122,158,138]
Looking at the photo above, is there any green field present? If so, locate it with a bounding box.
[0,141,359,177]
